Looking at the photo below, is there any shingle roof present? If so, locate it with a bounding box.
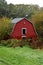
[12,18,24,23]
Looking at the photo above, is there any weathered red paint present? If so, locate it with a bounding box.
[10,18,37,40]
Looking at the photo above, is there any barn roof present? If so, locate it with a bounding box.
[12,18,24,23]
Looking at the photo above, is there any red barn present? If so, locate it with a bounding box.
[10,18,37,41]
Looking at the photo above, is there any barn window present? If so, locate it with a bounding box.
[22,28,26,34]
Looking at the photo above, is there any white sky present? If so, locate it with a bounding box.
[6,0,43,7]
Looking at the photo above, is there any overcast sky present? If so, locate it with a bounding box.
[6,0,43,7]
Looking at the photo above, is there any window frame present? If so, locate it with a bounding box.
[22,28,27,35]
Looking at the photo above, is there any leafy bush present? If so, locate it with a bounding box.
[37,37,43,42]
[31,12,43,38]
[0,39,29,47]
[0,17,13,40]
[0,39,22,47]
[0,40,7,46]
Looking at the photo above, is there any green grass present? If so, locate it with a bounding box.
[0,46,43,65]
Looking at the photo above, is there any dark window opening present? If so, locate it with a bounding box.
[22,29,26,34]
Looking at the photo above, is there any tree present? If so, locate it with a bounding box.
[0,0,7,17]
[31,12,43,38]
[0,17,12,40]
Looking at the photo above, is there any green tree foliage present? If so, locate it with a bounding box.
[0,0,7,17]
[31,12,43,38]
[9,4,39,19]
[6,3,16,18]
[0,17,12,40]
[0,0,40,19]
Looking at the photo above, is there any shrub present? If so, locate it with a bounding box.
[0,40,7,46]
[31,13,43,38]
[0,39,29,47]
[0,39,23,47]
[0,17,13,40]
